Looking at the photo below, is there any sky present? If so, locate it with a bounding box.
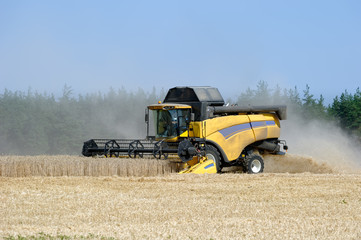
[0,0,360,103]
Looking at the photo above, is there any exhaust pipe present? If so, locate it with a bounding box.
[251,140,280,153]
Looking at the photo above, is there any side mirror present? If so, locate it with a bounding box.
[145,111,149,123]
[190,113,195,122]
[186,113,195,125]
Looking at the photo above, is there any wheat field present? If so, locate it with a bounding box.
[0,153,349,178]
[0,155,361,239]
[0,155,181,177]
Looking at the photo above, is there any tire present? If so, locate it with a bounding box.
[244,154,264,174]
[205,145,222,173]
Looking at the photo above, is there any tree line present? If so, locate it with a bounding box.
[0,82,359,155]
[236,81,361,139]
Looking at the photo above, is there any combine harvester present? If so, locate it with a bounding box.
[82,87,288,174]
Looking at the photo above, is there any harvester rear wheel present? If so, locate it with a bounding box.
[244,154,264,174]
[205,145,222,173]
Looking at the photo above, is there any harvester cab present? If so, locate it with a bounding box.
[147,103,192,141]
[82,86,288,174]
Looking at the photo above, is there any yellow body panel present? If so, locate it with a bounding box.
[188,113,281,162]
[248,114,280,141]
[264,114,281,139]
[188,122,202,138]
[202,115,252,160]
[248,115,268,140]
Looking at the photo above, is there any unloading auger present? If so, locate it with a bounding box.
[82,86,288,174]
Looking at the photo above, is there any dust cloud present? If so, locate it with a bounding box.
[273,108,361,174]
[264,154,334,173]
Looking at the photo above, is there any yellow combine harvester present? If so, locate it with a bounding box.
[83,86,288,174]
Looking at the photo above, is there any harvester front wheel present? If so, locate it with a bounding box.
[205,145,222,173]
[244,154,264,174]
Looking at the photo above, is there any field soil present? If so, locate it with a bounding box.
[0,155,361,239]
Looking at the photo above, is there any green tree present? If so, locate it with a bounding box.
[330,88,361,138]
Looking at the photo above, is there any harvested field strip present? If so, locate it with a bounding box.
[1,174,361,239]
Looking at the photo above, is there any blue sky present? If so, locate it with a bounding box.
[0,0,360,103]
